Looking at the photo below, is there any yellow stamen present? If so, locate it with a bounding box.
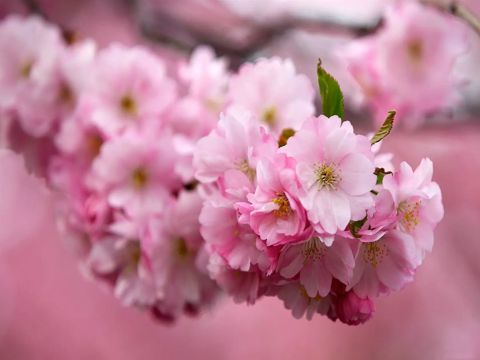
[120,94,137,116]
[362,241,387,268]
[87,134,103,157]
[237,159,256,180]
[272,193,291,218]
[262,107,277,126]
[398,200,421,232]
[314,163,341,190]
[131,168,149,188]
[20,61,33,78]
[173,237,189,259]
[302,237,327,262]
[407,40,423,63]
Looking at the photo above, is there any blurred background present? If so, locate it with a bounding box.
[0,0,480,359]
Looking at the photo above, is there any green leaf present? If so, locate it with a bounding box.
[317,60,344,119]
[371,110,396,145]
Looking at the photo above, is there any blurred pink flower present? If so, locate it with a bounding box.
[88,129,181,217]
[88,44,177,136]
[228,57,314,135]
[145,190,218,317]
[0,15,63,136]
[342,0,468,127]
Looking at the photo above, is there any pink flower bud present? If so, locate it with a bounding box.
[336,291,375,326]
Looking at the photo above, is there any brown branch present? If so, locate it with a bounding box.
[421,0,480,36]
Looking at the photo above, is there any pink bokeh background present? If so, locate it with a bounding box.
[1,1,480,359]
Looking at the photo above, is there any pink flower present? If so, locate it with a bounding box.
[88,44,177,136]
[55,98,107,167]
[345,189,397,243]
[88,129,181,217]
[335,290,375,326]
[0,15,63,136]
[348,229,417,298]
[342,1,467,127]
[383,158,444,261]
[283,115,376,236]
[194,109,277,193]
[144,190,218,317]
[207,253,262,305]
[86,236,157,307]
[228,57,314,135]
[169,46,229,140]
[199,197,271,272]
[278,236,355,297]
[275,282,334,320]
[239,154,309,246]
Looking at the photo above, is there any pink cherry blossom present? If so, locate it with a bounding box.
[0,15,63,136]
[144,190,218,317]
[88,44,177,136]
[383,158,444,261]
[275,282,334,320]
[342,0,467,128]
[169,46,229,140]
[194,108,277,191]
[86,235,157,307]
[228,57,314,135]
[88,129,181,217]
[207,253,263,305]
[278,236,355,297]
[55,98,107,167]
[283,115,376,236]
[348,229,418,298]
[344,189,397,243]
[199,197,271,273]
[239,154,310,246]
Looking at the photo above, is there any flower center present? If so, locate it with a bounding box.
[272,193,291,218]
[407,39,423,63]
[237,159,256,180]
[262,107,277,126]
[58,82,74,105]
[362,241,387,268]
[87,133,103,157]
[131,167,149,189]
[398,200,421,232]
[173,237,190,260]
[120,94,137,116]
[302,237,327,262]
[314,162,341,190]
[20,61,33,78]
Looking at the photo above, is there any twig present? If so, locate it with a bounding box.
[21,0,48,20]
[421,0,480,36]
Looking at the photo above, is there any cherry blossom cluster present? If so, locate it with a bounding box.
[0,15,230,321]
[341,0,468,128]
[194,106,444,324]
[0,15,444,325]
